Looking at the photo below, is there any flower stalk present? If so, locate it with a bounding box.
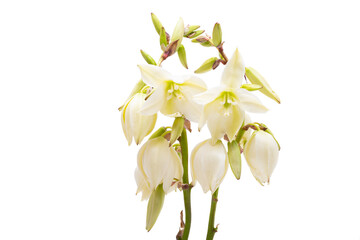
[180,127,192,240]
[206,188,219,240]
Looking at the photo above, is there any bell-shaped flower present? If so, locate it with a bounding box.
[121,93,157,145]
[136,137,183,194]
[194,49,268,143]
[137,64,207,122]
[134,168,152,201]
[243,130,279,185]
[190,139,228,194]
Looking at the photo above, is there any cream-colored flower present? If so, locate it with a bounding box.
[121,93,157,145]
[136,137,183,196]
[194,49,267,143]
[134,168,152,201]
[243,130,279,185]
[190,139,228,194]
[137,64,207,122]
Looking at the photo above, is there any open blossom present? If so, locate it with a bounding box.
[136,137,183,198]
[121,93,157,145]
[194,49,267,143]
[190,139,228,194]
[243,130,279,185]
[138,64,207,122]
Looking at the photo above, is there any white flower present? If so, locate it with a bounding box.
[137,64,207,122]
[190,139,228,194]
[194,49,268,143]
[121,93,157,145]
[136,137,183,196]
[243,130,279,185]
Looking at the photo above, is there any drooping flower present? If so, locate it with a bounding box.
[121,93,157,145]
[194,49,268,143]
[243,130,279,185]
[190,139,228,194]
[137,64,207,122]
[136,137,183,196]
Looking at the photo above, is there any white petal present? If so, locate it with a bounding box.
[190,139,228,194]
[204,99,245,143]
[221,48,245,88]
[130,94,157,145]
[244,131,279,184]
[193,87,224,105]
[138,64,172,87]
[141,86,166,115]
[235,88,268,113]
[163,148,183,193]
[180,75,207,95]
[134,168,152,201]
[121,96,134,145]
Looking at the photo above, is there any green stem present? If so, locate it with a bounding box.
[206,188,219,240]
[180,128,191,240]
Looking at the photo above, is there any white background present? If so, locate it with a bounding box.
[1,0,360,239]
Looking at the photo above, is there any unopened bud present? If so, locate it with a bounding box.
[151,13,163,35]
[177,44,188,69]
[149,126,167,140]
[171,17,184,50]
[227,140,242,180]
[140,50,157,65]
[212,23,222,47]
[194,57,218,73]
[160,27,168,50]
[241,83,263,91]
[169,117,185,146]
[192,36,209,43]
[146,184,165,231]
[187,30,205,38]
[184,25,200,36]
[245,67,281,104]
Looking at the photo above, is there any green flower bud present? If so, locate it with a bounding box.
[160,27,168,50]
[245,67,281,104]
[187,30,205,38]
[149,126,167,140]
[194,57,218,73]
[227,140,242,180]
[212,23,222,47]
[171,17,184,50]
[169,117,185,146]
[146,184,165,231]
[177,44,188,69]
[140,50,156,65]
[151,13,163,35]
[184,25,200,36]
[241,83,263,91]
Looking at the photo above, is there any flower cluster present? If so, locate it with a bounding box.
[119,13,281,239]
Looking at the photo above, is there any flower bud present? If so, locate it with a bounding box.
[245,67,281,104]
[169,117,184,146]
[121,93,157,145]
[194,57,218,74]
[243,130,279,185]
[171,17,184,51]
[177,44,188,69]
[160,27,168,50]
[137,137,183,193]
[140,50,157,65]
[151,13,163,35]
[190,139,228,193]
[227,140,241,180]
[188,30,205,38]
[146,184,165,231]
[241,83,263,91]
[184,25,200,36]
[212,23,222,47]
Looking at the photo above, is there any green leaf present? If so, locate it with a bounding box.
[146,184,165,231]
